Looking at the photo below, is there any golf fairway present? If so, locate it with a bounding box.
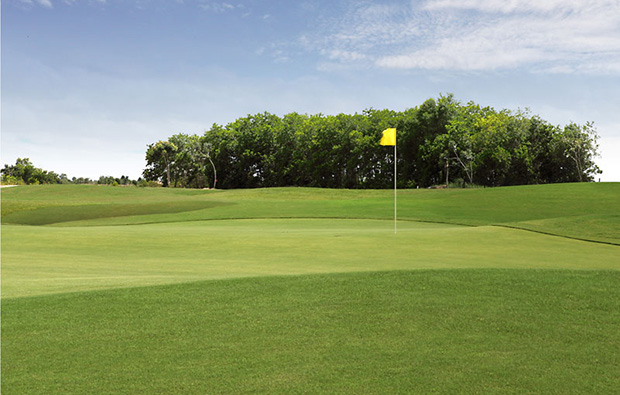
[2,184,619,394]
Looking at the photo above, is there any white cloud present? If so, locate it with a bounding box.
[324,49,367,62]
[299,3,428,67]
[16,0,109,7]
[16,0,53,8]
[423,0,590,14]
[304,0,620,74]
[378,10,620,72]
[199,1,242,13]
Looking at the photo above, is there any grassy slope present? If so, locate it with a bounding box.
[2,184,620,394]
[3,183,620,244]
[3,218,619,298]
[2,183,619,298]
[3,270,619,394]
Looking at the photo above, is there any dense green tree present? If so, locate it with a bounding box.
[552,122,601,182]
[1,158,60,185]
[144,95,602,189]
[202,124,237,189]
[526,116,558,183]
[402,95,458,187]
[143,140,178,186]
[168,134,206,188]
[274,112,307,186]
[472,111,520,186]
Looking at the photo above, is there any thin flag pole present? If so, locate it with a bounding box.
[394,142,397,234]
[380,127,397,235]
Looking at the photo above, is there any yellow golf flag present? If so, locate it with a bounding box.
[380,128,396,146]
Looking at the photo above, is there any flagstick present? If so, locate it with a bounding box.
[394,142,397,234]
[380,128,397,235]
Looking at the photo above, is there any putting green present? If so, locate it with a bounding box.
[2,218,618,298]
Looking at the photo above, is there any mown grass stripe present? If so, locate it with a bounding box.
[3,269,619,394]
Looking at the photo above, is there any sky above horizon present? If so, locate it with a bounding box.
[3,0,620,181]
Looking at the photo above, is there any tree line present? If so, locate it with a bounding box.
[0,158,151,187]
[144,95,601,189]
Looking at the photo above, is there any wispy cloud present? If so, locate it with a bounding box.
[305,0,620,74]
[199,1,242,13]
[15,0,108,8]
[16,0,52,8]
[424,0,586,14]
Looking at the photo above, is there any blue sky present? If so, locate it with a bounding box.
[3,0,620,181]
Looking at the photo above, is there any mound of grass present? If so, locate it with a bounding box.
[1,200,229,226]
[3,219,618,298]
[2,183,618,244]
[504,214,620,245]
[0,184,221,219]
[3,270,619,394]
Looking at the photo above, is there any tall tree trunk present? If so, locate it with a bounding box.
[166,162,171,187]
[208,156,217,189]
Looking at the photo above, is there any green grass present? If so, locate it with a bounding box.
[3,270,619,394]
[2,219,619,298]
[2,183,619,393]
[3,183,620,244]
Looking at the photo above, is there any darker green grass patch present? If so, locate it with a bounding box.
[3,270,619,394]
[1,200,231,225]
[2,183,619,243]
[504,214,620,245]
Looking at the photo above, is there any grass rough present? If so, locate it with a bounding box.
[2,183,619,394]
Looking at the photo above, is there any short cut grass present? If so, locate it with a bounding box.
[2,183,619,394]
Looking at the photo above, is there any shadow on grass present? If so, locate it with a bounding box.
[2,200,232,226]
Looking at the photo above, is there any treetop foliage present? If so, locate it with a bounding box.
[1,158,142,186]
[144,94,601,189]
